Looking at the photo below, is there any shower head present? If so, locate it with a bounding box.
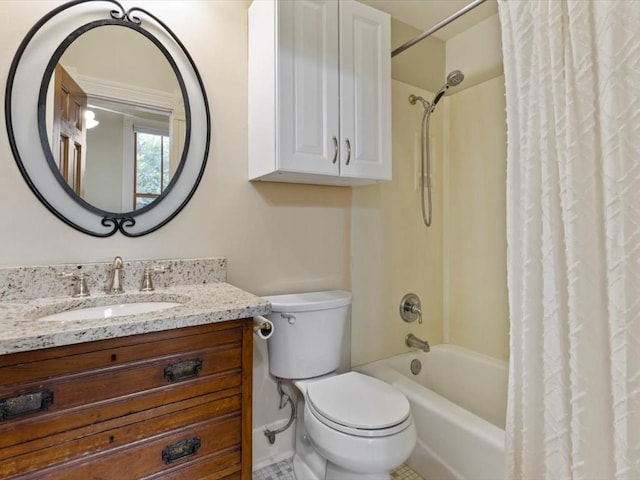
[447,70,465,87]
[408,70,465,112]
[432,69,465,107]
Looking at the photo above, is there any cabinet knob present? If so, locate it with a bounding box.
[0,389,54,421]
[332,136,338,164]
[164,358,203,382]
[162,436,201,464]
[345,138,351,165]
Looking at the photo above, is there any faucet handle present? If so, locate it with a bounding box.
[400,293,423,324]
[57,271,91,297]
[140,266,166,292]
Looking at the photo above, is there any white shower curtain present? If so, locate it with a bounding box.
[499,1,640,478]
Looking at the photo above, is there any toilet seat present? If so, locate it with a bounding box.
[306,372,412,438]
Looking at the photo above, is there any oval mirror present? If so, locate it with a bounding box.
[6,1,210,237]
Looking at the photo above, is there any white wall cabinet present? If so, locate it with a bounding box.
[248,0,391,186]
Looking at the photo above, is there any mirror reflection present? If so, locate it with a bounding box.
[46,25,185,213]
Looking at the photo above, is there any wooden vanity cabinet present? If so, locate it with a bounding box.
[0,320,253,479]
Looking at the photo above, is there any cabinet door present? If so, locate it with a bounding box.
[339,0,391,181]
[277,0,340,176]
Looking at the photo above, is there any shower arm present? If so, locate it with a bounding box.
[408,94,432,111]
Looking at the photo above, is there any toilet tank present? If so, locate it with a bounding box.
[264,291,352,379]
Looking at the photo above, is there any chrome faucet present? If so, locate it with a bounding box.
[107,256,124,294]
[405,333,430,352]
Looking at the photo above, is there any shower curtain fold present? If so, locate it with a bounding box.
[498,1,640,479]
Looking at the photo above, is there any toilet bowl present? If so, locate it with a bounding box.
[264,291,417,480]
[296,372,416,480]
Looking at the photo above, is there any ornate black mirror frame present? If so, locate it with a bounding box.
[5,0,210,237]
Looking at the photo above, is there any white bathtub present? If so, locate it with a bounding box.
[357,344,507,480]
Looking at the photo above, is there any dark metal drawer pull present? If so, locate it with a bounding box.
[162,436,201,464]
[164,358,203,382]
[0,389,54,421]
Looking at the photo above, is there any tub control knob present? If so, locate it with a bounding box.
[400,293,422,324]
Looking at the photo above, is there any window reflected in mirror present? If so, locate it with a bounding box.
[135,129,170,210]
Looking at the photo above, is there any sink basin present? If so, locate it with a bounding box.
[38,302,182,322]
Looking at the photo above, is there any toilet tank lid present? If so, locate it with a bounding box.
[263,290,352,312]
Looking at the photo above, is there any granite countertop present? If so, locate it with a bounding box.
[0,282,271,355]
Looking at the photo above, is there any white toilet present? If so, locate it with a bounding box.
[264,291,416,480]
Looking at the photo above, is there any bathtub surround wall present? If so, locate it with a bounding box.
[351,80,445,366]
[349,7,447,369]
[351,13,508,367]
[441,13,508,362]
[444,75,508,361]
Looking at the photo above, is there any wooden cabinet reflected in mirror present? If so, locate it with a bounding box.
[53,64,86,197]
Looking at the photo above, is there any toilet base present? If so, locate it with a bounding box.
[326,461,389,480]
[293,452,324,480]
[292,399,326,480]
[293,453,390,480]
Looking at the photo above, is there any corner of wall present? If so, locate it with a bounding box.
[390,18,445,93]
[445,13,503,90]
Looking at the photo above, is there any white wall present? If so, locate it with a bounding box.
[0,0,351,469]
[0,0,351,292]
[84,110,125,212]
[61,25,179,93]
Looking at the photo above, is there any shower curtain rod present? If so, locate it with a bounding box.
[391,0,488,58]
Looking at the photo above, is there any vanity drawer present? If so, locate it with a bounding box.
[0,395,241,476]
[0,322,243,385]
[0,372,241,452]
[0,344,241,421]
[143,449,242,480]
[19,415,242,480]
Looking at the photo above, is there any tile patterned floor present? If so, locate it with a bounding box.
[253,459,294,480]
[252,459,424,480]
[390,463,425,480]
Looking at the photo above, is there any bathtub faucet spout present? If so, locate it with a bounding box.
[406,333,430,352]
